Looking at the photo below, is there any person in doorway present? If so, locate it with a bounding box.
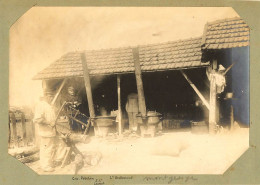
[62,85,82,106]
[125,93,139,132]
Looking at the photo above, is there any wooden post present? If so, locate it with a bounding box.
[9,112,18,147]
[230,105,234,130]
[117,75,122,135]
[216,98,220,124]
[180,70,210,110]
[209,73,217,134]
[31,118,35,145]
[80,52,95,119]
[132,47,146,117]
[21,113,27,146]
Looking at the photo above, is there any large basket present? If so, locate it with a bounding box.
[137,111,163,137]
[137,111,162,125]
[93,116,116,137]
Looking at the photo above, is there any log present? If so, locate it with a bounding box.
[8,147,40,158]
[18,153,39,164]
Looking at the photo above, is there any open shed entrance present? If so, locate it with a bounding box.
[88,68,211,131]
[49,59,247,134]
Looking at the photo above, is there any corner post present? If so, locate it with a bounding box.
[132,47,146,117]
[80,52,95,119]
[21,113,27,146]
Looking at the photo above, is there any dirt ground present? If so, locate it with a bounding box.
[25,127,249,175]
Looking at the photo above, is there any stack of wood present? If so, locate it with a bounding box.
[8,134,91,165]
[9,146,40,163]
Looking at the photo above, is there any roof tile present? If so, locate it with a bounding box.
[203,17,250,49]
[33,37,207,80]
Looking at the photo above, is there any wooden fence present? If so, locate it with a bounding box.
[9,111,35,148]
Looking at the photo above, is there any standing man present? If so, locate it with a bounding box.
[33,89,57,172]
[125,93,139,132]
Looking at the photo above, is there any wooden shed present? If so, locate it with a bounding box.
[33,17,250,135]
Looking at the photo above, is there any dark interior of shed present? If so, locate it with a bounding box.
[83,68,210,129]
[50,52,249,132]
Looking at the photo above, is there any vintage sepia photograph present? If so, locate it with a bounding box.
[8,7,249,175]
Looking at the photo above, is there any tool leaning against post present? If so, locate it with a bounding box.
[50,101,91,173]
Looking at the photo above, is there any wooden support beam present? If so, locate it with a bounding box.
[80,52,95,119]
[117,75,122,135]
[209,73,217,134]
[180,70,210,110]
[216,99,220,124]
[31,119,35,144]
[230,105,234,130]
[132,47,146,117]
[51,79,67,105]
[21,113,27,146]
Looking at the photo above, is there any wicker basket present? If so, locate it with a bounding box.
[93,116,116,137]
[137,111,162,137]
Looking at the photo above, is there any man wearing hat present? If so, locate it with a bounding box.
[63,85,82,105]
[60,85,83,132]
[33,89,57,172]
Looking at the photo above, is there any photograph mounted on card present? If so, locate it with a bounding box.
[8,7,249,175]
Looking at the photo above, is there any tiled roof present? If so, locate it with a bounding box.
[33,37,209,80]
[202,17,250,49]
